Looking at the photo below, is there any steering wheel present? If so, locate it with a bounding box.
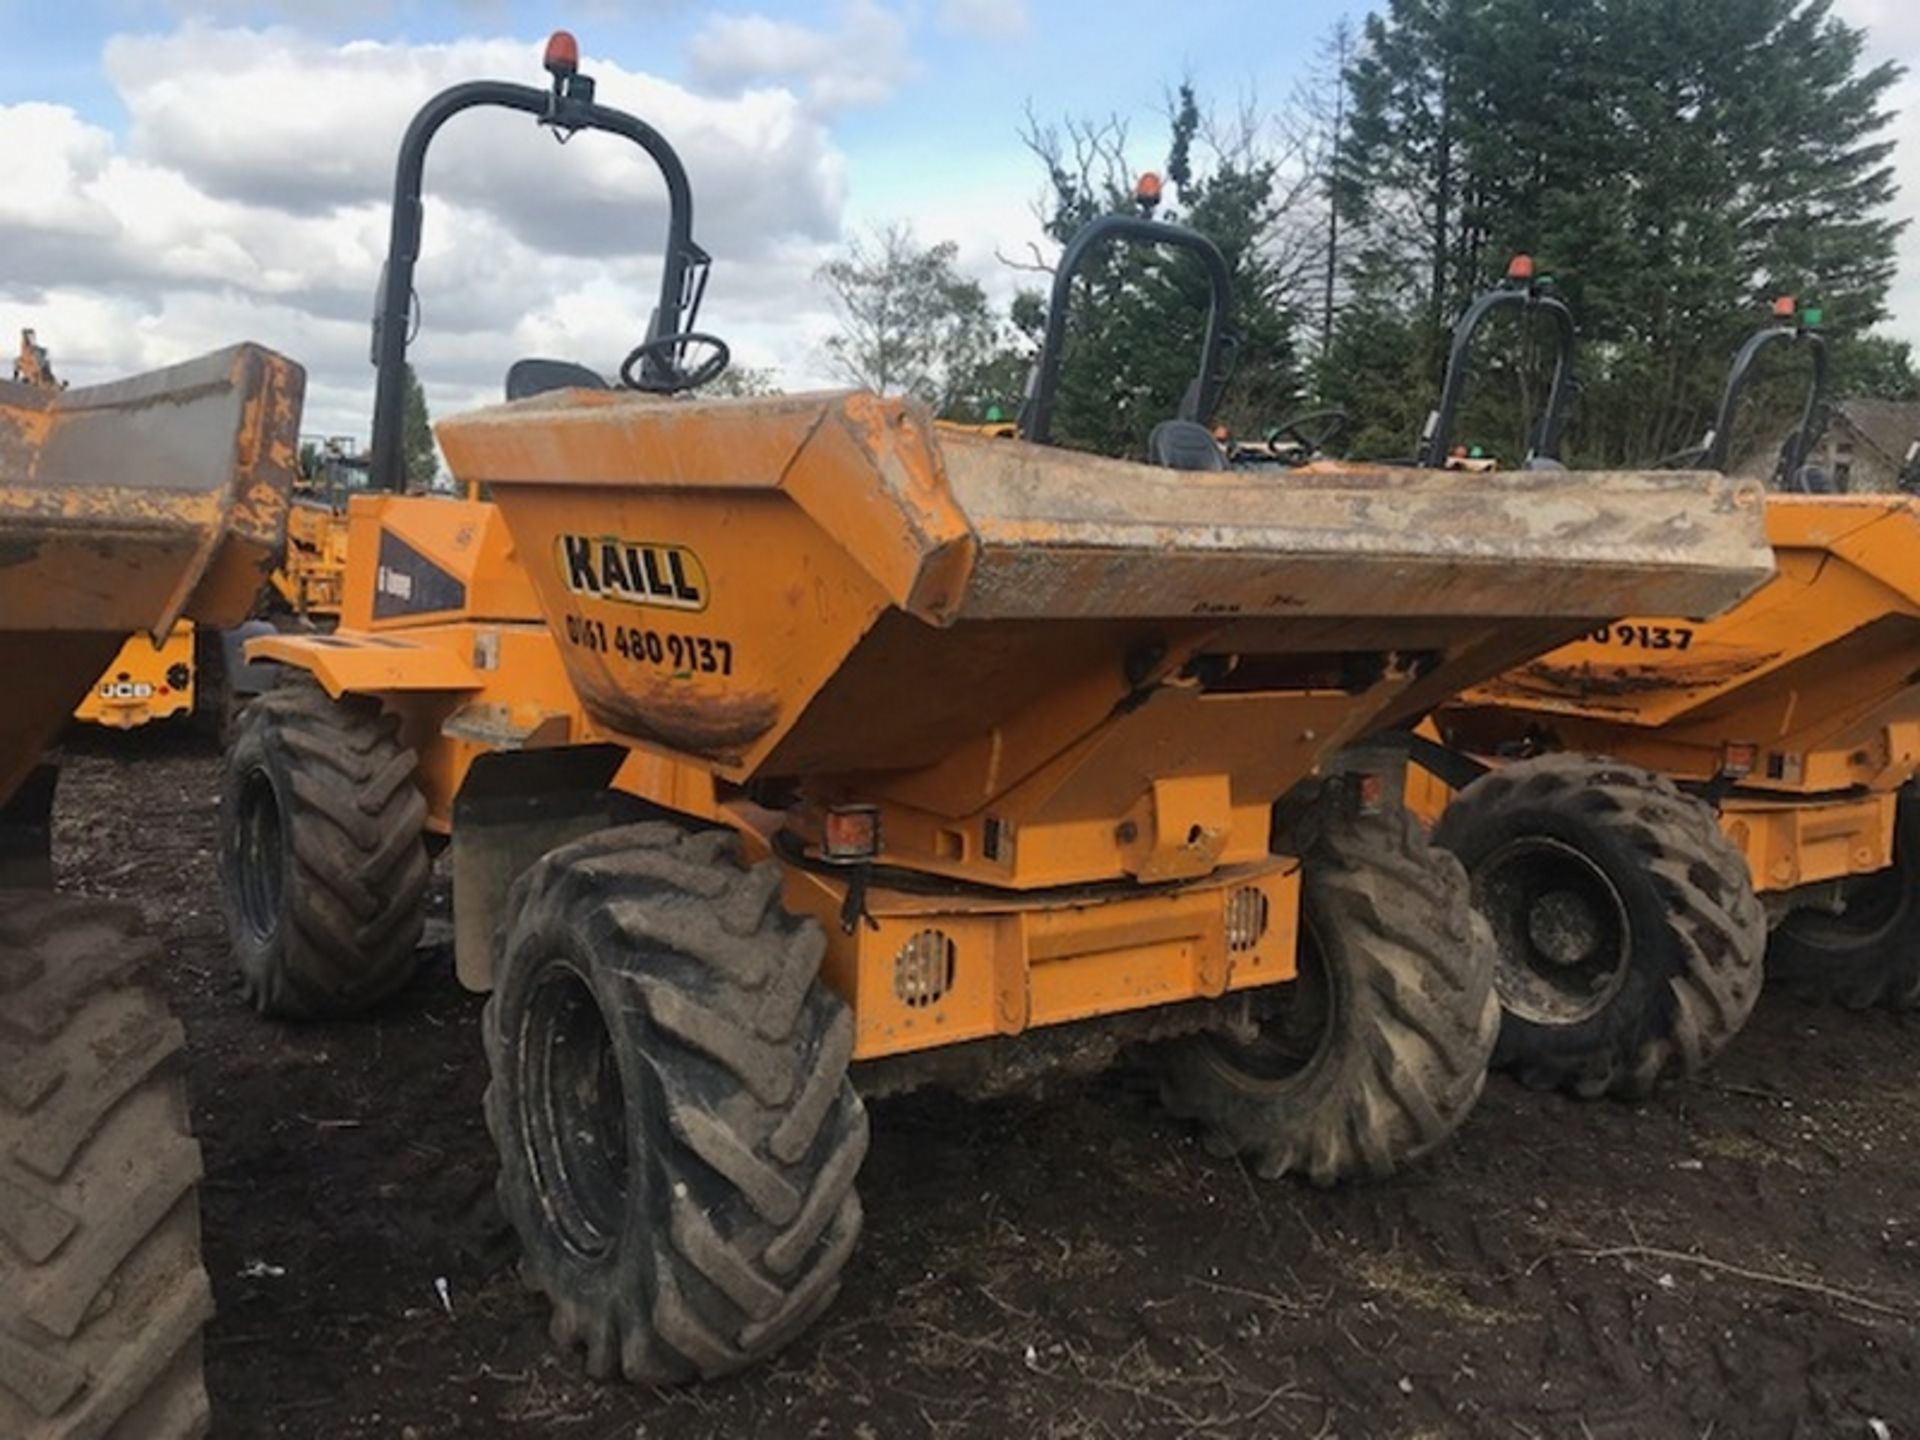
[618,332,731,393]
[1263,407,1350,461]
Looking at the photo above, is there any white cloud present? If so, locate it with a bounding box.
[1832,0,1920,54]
[2,26,853,437]
[687,0,917,112]
[104,28,845,253]
[937,0,1028,39]
[1834,0,1920,349]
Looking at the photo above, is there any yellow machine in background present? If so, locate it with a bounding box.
[1,338,303,1440]
[1435,493,1920,996]
[11,326,58,389]
[272,435,366,619]
[13,330,243,733]
[71,622,199,728]
[1405,292,1920,1104]
[214,42,1774,1390]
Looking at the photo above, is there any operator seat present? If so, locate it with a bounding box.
[1147,419,1227,472]
[505,359,611,401]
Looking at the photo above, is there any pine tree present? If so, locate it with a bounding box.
[1016,86,1304,458]
[1336,0,1907,466]
[401,364,438,491]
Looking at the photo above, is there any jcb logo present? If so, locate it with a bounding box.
[557,534,708,612]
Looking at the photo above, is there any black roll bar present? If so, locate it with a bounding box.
[1417,266,1577,469]
[1017,213,1236,447]
[368,38,710,492]
[1691,312,1828,486]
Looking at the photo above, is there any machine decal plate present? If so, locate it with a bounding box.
[556,534,708,612]
[1583,623,1695,651]
[373,530,468,619]
[563,613,734,676]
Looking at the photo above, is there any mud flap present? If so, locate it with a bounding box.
[1394,729,1490,792]
[0,760,57,888]
[220,619,285,702]
[451,745,668,990]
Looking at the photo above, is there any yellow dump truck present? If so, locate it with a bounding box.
[212,38,1773,1387]
[272,435,366,619]
[1406,287,1920,1098]
[13,330,246,734]
[0,342,303,1439]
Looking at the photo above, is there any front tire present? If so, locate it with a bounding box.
[0,893,211,1440]
[218,676,429,1019]
[1767,787,1920,1008]
[1159,802,1498,1184]
[1433,754,1765,1098]
[484,823,867,1384]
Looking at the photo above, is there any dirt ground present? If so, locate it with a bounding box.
[51,727,1920,1440]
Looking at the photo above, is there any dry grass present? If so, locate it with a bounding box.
[1346,1250,1523,1327]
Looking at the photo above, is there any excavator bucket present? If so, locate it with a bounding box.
[0,344,305,805]
[440,389,1773,811]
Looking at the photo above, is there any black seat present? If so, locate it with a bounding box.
[1147,419,1226,472]
[505,358,611,400]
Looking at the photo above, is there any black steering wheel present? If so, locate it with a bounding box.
[618,332,731,393]
[1264,407,1350,461]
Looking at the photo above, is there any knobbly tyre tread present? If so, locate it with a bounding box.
[1160,803,1499,1185]
[219,675,429,1019]
[484,822,868,1384]
[1434,753,1765,1099]
[1767,787,1920,1009]
[187,627,233,746]
[0,891,211,1440]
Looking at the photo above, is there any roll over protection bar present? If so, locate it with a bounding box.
[1018,214,1237,447]
[1689,315,1829,486]
[1417,270,1577,470]
[368,37,710,492]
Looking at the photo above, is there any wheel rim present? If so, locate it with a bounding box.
[235,767,286,942]
[520,962,631,1261]
[1473,834,1631,1026]
[1200,917,1338,1090]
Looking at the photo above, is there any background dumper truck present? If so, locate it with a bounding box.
[0,342,302,1439]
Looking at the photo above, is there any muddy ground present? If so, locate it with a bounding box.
[52,728,1920,1440]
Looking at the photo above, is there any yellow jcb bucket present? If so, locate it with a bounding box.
[0,344,304,801]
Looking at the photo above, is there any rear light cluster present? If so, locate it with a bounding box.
[823,804,880,861]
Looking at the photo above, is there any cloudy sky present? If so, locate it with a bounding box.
[2,0,1916,442]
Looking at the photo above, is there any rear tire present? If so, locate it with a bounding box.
[1159,802,1498,1184]
[1767,787,1920,1009]
[485,823,867,1384]
[0,892,211,1440]
[218,676,429,1019]
[1433,754,1764,1098]
[187,628,233,747]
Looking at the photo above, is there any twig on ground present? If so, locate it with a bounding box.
[1232,1155,1275,1240]
[1536,1242,1911,1318]
[1185,1274,1309,1315]
[1701,1081,1784,1102]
